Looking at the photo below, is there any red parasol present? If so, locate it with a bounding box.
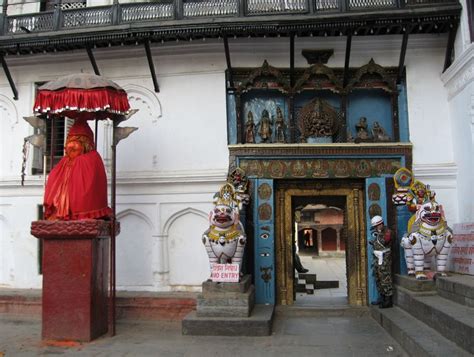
[33,73,130,120]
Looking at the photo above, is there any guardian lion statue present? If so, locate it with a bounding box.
[202,182,247,274]
[392,168,453,280]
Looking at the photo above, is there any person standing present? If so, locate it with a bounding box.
[370,215,393,308]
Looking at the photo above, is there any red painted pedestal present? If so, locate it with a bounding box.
[31,220,117,342]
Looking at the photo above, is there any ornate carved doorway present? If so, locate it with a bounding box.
[275,180,367,306]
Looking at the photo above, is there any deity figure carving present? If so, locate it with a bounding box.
[369,215,393,308]
[274,106,286,143]
[371,121,390,142]
[355,117,370,140]
[257,109,273,143]
[392,168,453,280]
[245,111,256,144]
[43,119,112,221]
[202,183,247,274]
[297,97,339,142]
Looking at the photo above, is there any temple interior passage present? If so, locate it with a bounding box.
[293,196,348,306]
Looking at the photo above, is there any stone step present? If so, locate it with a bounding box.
[436,275,474,308]
[395,274,436,292]
[395,286,474,353]
[275,305,369,317]
[182,304,274,336]
[297,273,317,284]
[371,306,471,357]
[314,280,339,289]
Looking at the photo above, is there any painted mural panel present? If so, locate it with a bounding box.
[253,179,275,304]
[240,158,400,179]
[365,177,388,304]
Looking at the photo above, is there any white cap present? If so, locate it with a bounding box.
[371,215,384,227]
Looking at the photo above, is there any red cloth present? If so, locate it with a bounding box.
[44,150,112,220]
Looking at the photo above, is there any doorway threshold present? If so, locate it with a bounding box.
[275,303,369,318]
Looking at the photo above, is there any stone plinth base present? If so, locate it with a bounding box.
[182,304,274,336]
[395,274,435,292]
[31,220,118,342]
[197,275,254,318]
[182,275,273,336]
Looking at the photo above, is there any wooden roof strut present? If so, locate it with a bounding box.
[397,27,410,84]
[86,47,100,76]
[1,55,18,100]
[144,39,160,93]
[223,34,234,90]
[343,33,352,88]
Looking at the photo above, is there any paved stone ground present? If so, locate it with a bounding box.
[0,312,408,356]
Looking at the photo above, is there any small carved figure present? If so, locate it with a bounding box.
[355,117,370,140]
[258,109,272,143]
[371,121,390,142]
[275,107,286,143]
[369,215,393,308]
[245,111,256,144]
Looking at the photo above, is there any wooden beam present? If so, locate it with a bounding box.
[86,47,100,76]
[343,33,352,88]
[1,55,18,100]
[223,34,234,89]
[443,23,458,73]
[144,39,160,93]
[397,28,409,84]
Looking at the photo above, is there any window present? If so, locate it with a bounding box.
[32,83,73,174]
[40,0,86,12]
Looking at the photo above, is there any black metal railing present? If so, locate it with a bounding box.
[0,0,459,35]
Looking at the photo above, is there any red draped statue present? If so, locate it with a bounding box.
[44,119,112,220]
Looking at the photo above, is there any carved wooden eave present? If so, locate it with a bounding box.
[0,4,461,57]
[345,59,396,93]
[236,60,290,94]
[228,142,413,171]
[293,63,343,94]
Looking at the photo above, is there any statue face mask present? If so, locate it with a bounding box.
[65,140,84,159]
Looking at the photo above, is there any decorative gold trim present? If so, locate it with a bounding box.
[276,184,367,306]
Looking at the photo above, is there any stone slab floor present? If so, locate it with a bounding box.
[0,312,407,356]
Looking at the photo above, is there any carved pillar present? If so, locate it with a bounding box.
[236,93,242,144]
[336,228,341,252]
[154,234,169,286]
[317,229,322,254]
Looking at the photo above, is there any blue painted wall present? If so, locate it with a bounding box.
[227,93,237,144]
[347,89,393,140]
[397,83,410,142]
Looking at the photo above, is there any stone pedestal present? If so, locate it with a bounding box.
[197,275,255,317]
[31,220,118,342]
[182,275,273,336]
